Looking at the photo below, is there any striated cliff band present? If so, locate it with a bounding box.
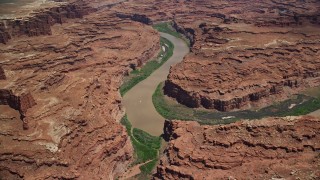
[120,0,320,111]
[110,0,320,111]
[0,0,160,179]
[155,116,320,179]
[1,0,320,179]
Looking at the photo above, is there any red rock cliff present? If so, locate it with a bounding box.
[0,0,160,178]
[162,0,320,111]
[0,89,36,129]
[0,2,93,44]
[156,117,320,179]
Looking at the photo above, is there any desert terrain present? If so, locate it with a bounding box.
[164,0,320,111]
[114,0,320,111]
[156,117,320,179]
[0,0,319,179]
[0,0,160,178]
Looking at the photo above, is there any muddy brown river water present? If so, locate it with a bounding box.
[123,32,189,136]
[123,32,320,136]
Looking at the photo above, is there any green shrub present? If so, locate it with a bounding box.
[120,116,161,164]
[120,37,174,96]
[153,22,190,46]
[152,82,320,125]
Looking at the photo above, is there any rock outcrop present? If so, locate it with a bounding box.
[0,2,93,44]
[116,13,152,25]
[0,0,160,179]
[0,66,5,80]
[114,0,320,111]
[162,0,320,111]
[113,0,320,111]
[155,117,320,179]
[1,0,320,179]
[0,89,36,129]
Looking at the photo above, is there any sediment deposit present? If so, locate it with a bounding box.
[155,117,320,179]
[0,0,160,179]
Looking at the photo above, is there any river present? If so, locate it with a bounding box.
[123,32,189,136]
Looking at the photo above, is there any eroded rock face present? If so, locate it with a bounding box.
[0,90,36,115]
[0,89,36,129]
[1,0,320,178]
[0,0,160,179]
[116,13,152,25]
[155,117,320,179]
[0,66,5,80]
[130,0,319,111]
[0,2,94,44]
[113,0,320,111]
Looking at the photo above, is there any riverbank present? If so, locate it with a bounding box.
[152,22,190,46]
[120,23,189,178]
[120,37,174,96]
[122,32,189,135]
[119,115,161,179]
[153,82,320,125]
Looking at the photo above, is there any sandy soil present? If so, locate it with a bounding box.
[309,109,320,118]
[119,160,152,180]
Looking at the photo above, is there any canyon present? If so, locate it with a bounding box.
[0,0,160,179]
[113,0,320,111]
[0,0,319,179]
[163,0,320,111]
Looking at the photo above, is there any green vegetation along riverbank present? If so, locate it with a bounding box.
[120,37,174,96]
[153,82,320,125]
[119,23,188,178]
[120,115,162,179]
[153,22,190,46]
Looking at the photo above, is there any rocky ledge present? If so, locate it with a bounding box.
[155,116,320,179]
[162,0,320,111]
[0,0,160,179]
[0,89,36,129]
[112,0,320,112]
[0,1,94,44]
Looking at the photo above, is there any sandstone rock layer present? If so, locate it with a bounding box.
[162,0,320,111]
[0,0,160,179]
[155,117,320,179]
[113,0,320,111]
[0,1,93,44]
[1,0,320,179]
